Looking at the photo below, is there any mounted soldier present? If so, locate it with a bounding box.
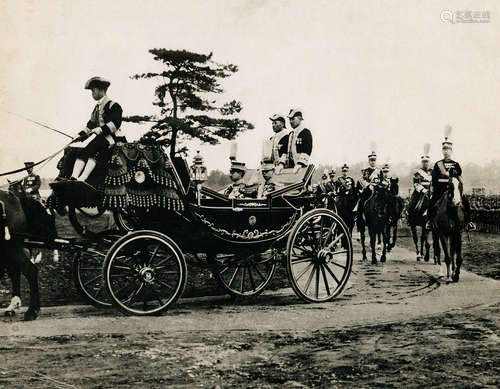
[380,163,393,192]
[408,144,433,219]
[69,77,125,182]
[335,164,355,196]
[315,169,335,209]
[276,109,313,173]
[427,126,473,231]
[268,114,289,166]
[21,162,41,201]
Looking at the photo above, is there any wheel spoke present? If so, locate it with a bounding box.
[324,221,337,246]
[329,261,346,269]
[324,263,341,285]
[123,283,144,305]
[315,263,320,299]
[228,267,239,288]
[240,267,246,292]
[326,233,344,250]
[147,244,161,265]
[83,274,101,287]
[154,278,174,291]
[295,262,314,281]
[248,266,256,291]
[304,264,316,294]
[291,257,313,265]
[253,265,267,282]
[320,265,331,296]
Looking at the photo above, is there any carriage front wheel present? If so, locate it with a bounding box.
[286,209,353,303]
[103,230,187,315]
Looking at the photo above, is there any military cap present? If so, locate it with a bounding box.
[24,161,35,168]
[341,163,349,171]
[287,108,303,119]
[421,143,431,161]
[269,114,286,126]
[328,169,336,176]
[85,76,111,90]
[230,160,246,173]
[382,163,390,172]
[260,158,275,172]
[368,151,377,160]
[442,125,453,149]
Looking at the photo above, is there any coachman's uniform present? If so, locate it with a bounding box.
[79,96,124,160]
[22,172,41,200]
[280,123,313,168]
[270,129,289,165]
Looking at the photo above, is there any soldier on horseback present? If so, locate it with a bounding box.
[69,77,125,182]
[315,169,336,209]
[426,128,473,231]
[21,162,41,201]
[408,145,433,219]
[335,164,355,196]
[356,150,381,218]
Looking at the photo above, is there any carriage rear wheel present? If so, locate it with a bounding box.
[209,250,277,297]
[286,209,353,303]
[103,230,187,316]
[72,235,119,308]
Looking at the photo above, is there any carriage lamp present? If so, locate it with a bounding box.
[191,151,208,184]
[134,170,146,184]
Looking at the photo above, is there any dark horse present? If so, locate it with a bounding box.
[358,185,390,264]
[385,178,404,252]
[334,186,357,237]
[0,182,56,320]
[407,190,441,263]
[431,177,465,282]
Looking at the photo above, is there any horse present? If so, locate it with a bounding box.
[357,184,390,264]
[0,182,56,320]
[334,185,357,237]
[431,176,465,282]
[385,178,404,252]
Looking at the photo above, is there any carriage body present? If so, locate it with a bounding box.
[47,142,353,315]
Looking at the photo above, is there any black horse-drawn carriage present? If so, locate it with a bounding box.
[33,141,354,316]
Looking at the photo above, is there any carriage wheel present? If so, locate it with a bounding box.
[113,207,148,232]
[286,209,353,303]
[72,236,118,308]
[103,230,187,315]
[209,250,277,297]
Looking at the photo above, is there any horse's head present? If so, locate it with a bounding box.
[8,180,26,198]
[448,176,462,207]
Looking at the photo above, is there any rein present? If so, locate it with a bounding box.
[0,140,75,178]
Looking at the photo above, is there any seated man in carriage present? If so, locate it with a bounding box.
[257,158,283,198]
[223,160,251,199]
[68,76,125,183]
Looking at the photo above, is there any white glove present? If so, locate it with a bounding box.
[275,164,284,174]
[293,165,302,174]
[93,127,103,135]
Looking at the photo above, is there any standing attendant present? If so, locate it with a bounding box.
[70,77,124,182]
[276,109,313,173]
[268,114,289,166]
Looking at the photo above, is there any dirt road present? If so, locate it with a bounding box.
[0,245,498,388]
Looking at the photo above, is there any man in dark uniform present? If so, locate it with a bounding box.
[315,170,335,208]
[335,164,355,195]
[408,148,433,215]
[268,114,289,166]
[427,134,473,230]
[223,160,248,199]
[276,109,313,173]
[21,162,41,200]
[257,159,282,198]
[70,76,124,182]
[380,163,393,191]
[355,151,381,219]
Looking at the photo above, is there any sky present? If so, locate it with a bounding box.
[0,0,499,184]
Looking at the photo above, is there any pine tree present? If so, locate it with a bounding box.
[128,49,254,157]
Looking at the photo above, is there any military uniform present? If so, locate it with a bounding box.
[408,166,433,213]
[358,166,381,191]
[336,175,355,195]
[224,179,248,199]
[21,171,41,200]
[257,178,281,198]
